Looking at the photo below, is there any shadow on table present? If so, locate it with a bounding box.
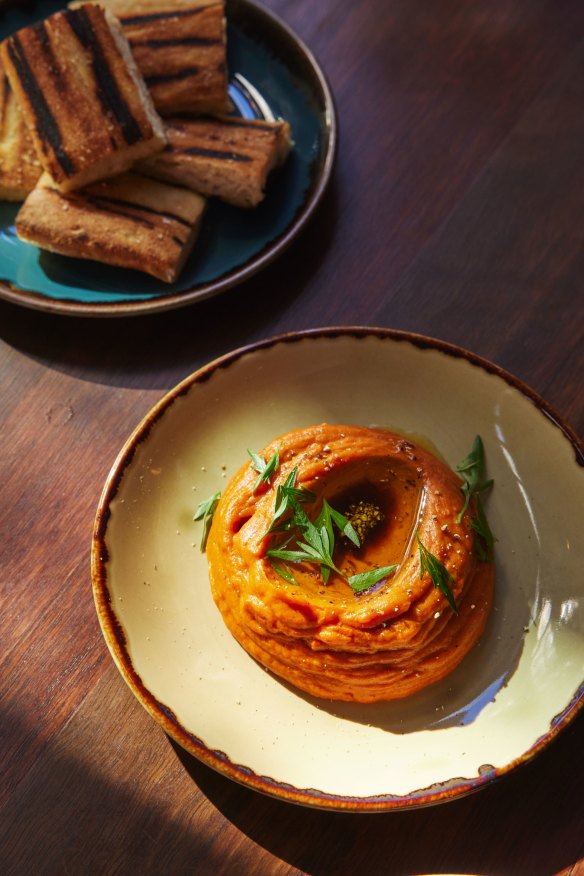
[0,709,235,875]
[0,672,581,876]
[0,179,339,391]
[169,710,584,876]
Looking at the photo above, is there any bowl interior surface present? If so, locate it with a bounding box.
[95,331,584,807]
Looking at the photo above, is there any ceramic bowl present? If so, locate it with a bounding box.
[92,328,584,810]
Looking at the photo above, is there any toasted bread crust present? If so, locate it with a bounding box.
[140,114,292,207]
[0,61,41,199]
[0,4,166,192]
[73,0,231,116]
[16,171,206,282]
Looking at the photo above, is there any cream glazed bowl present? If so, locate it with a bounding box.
[92,327,584,810]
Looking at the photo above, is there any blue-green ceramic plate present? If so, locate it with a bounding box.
[0,0,336,315]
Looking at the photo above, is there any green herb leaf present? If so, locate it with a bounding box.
[266,502,342,581]
[265,467,316,534]
[348,565,397,593]
[268,486,293,532]
[296,541,329,563]
[265,478,395,594]
[266,546,312,563]
[314,499,335,551]
[456,435,496,560]
[316,499,360,548]
[416,532,458,613]
[193,491,221,552]
[456,435,494,523]
[471,496,497,561]
[269,559,297,585]
[248,447,280,492]
[298,511,331,560]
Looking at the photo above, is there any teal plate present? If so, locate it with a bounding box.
[0,0,336,315]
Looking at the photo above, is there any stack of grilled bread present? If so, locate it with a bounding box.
[0,1,292,283]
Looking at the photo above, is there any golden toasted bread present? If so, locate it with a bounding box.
[73,0,231,116]
[16,171,206,282]
[0,4,166,192]
[0,60,41,200]
[139,114,292,207]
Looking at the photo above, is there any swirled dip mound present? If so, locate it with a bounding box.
[206,424,495,702]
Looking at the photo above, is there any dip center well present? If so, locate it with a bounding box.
[278,459,422,600]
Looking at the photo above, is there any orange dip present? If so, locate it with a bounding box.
[206,424,495,702]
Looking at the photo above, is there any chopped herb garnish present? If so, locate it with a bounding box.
[456,436,493,520]
[267,503,343,583]
[348,565,397,593]
[248,447,280,493]
[193,491,221,552]
[416,532,458,613]
[265,466,316,534]
[471,498,497,562]
[265,481,396,594]
[270,560,298,585]
[456,435,496,560]
[315,498,360,549]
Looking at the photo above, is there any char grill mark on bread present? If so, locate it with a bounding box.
[178,146,252,162]
[15,171,206,282]
[144,66,201,86]
[118,4,221,27]
[140,115,292,207]
[0,4,166,192]
[134,36,220,48]
[64,7,145,147]
[74,1,230,116]
[84,191,194,228]
[123,1,229,115]
[0,59,42,199]
[3,29,76,178]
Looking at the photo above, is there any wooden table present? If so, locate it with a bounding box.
[1,1,583,873]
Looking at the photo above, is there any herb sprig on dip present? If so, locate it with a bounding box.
[248,447,280,493]
[456,435,497,560]
[265,482,397,594]
[201,425,498,702]
[416,532,458,613]
[265,466,315,533]
[193,435,495,606]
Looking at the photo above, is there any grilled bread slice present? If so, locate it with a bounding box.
[140,115,292,207]
[0,60,41,200]
[73,0,231,116]
[0,4,166,192]
[16,171,206,282]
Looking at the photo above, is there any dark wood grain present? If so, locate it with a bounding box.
[1,665,582,875]
[1,0,583,873]
[373,35,584,433]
